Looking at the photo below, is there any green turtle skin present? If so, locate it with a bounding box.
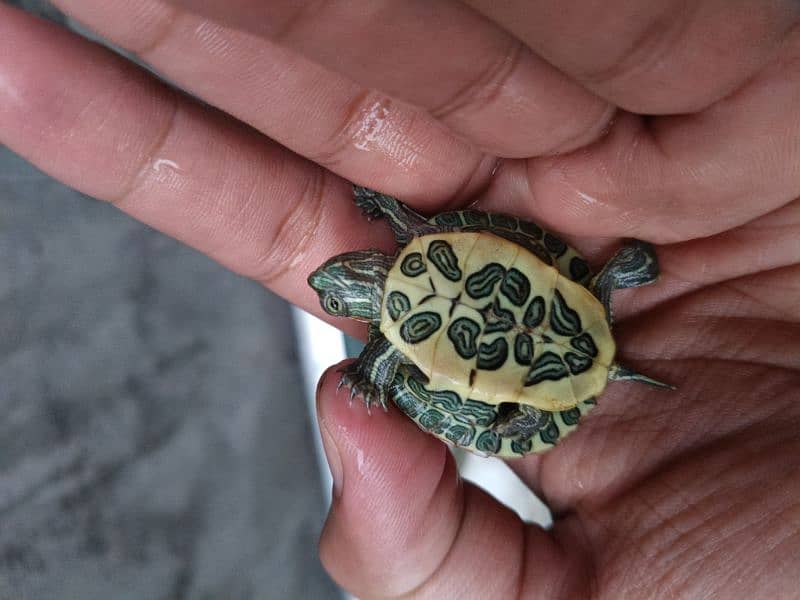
[355,186,593,287]
[309,186,671,458]
[389,370,597,457]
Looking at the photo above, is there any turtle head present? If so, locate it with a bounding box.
[308,250,391,323]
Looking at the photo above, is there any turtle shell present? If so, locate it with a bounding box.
[380,232,615,411]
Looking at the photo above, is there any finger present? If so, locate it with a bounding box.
[166,0,613,157]
[617,197,800,318]
[52,0,492,203]
[481,37,800,244]
[464,0,800,113]
[315,364,586,599]
[0,5,383,321]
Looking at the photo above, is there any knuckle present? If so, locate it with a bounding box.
[310,89,391,169]
[251,168,328,286]
[110,90,181,208]
[124,3,183,58]
[309,90,406,170]
[431,39,525,121]
[580,8,694,91]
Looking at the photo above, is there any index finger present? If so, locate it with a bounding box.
[168,0,613,158]
[0,6,384,320]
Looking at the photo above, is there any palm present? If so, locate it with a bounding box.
[516,221,800,597]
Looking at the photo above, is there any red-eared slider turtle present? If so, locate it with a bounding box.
[309,187,672,457]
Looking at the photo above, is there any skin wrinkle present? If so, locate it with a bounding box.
[310,88,376,169]
[659,483,790,591]
[762,505,800,554]
[439,154,499,211]
[640,482,754,569]
[646,451,800,595]
[268,0,330,44]
[325,423,462,597]
[430,37,524,120]
[599,481,747,595]
[370,103,445,174]
[193,18,243,59]
[549,516,599,599]
[563,510,622,591]
[617,258,800,333]
[616,296,800,361]
[400,487,522,600]
[109,88,180,208]
[394,454,466,599]
[511,525,528,600]
[547,102,617,157]
[93,0,181,58]
[606,497,687,596]
[538,364,796,517]
[351,100,394,153]
[215,165,269,247]
[602,390,797,518]
[312,93,432,176]
[670,317,800,370]
[581,0,698,91]
[254,167,328,286]
[722,275,799,320]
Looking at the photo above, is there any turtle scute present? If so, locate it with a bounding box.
[380,232,615,412]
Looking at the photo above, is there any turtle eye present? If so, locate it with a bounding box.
[324,293,345,316]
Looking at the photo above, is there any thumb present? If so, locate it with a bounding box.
[315,362,587,599]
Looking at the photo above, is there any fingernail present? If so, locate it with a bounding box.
[319,420,344,498]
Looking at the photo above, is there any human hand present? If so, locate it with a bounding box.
[1,1,798,598]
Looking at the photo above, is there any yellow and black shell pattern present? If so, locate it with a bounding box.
[380,232,615,411]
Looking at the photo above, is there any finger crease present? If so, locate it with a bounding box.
[581,0,698,90]
[445,154,499,209]
[430,38,524,121]
[270,0,330,42]
[254,167,327,286]
[395,455,467,599]
[111,89,181,208]
[128,4,184,58]
[513,526,529,600]
[311,89,376,169]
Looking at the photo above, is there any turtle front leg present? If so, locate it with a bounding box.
[589,240,660,325]
[353,186,437,245]
[338,334,405,411]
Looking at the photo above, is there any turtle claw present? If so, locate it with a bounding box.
[352,186,384,221]
[337,364,389,412]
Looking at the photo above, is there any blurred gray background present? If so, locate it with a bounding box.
[1,2,339,598]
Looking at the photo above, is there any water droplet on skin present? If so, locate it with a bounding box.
[354,446,366,475]
[576,190,599,206]
[0,73,23,105]
[352,100,390,152]
[153,158,181,173]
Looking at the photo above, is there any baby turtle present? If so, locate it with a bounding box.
[309,187,671,457]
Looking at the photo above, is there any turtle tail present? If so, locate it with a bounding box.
[353,186,432,245]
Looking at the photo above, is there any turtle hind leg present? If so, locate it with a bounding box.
[339,334,404,411]
[389,371,492,450]
[609,363,675,389]
[590,240,660,325]
[491,404,551,440]
[353,186,435,245]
